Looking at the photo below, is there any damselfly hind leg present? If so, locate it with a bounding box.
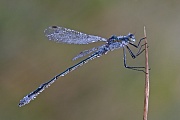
[123,45,146,73]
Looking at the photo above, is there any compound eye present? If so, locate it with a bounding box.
[129,33,134,38]
[128,33,135,42]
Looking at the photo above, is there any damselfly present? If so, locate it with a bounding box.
[19,26,146,107]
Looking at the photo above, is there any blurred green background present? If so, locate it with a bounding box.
[1,0,180,120]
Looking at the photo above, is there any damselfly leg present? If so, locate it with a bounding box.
[123,37,147,73]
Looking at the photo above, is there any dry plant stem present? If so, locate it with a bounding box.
[143,26,150,120]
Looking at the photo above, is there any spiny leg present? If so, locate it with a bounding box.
[137,37,146,47]
[128,37,147,57]
[126,44,146,58]
[123,47,146,73]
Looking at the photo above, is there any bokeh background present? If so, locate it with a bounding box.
[1,0,180,120]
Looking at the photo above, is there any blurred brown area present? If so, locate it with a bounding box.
[1,0,180,120]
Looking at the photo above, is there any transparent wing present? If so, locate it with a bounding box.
[44,26,107,44]
[72,47,98,61]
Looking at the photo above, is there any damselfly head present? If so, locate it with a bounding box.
[128,33,135,43]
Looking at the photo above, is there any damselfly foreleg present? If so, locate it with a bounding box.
[129,37,147,57]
